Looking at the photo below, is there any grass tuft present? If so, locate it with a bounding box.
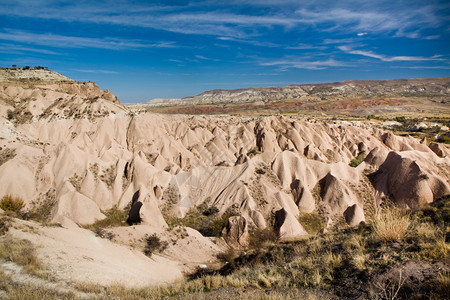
[372,207,411,242]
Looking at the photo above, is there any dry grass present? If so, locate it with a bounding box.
[0,235,43,276]
[298,212,326,234]
[372,207,411,242]
[430,271,450,299]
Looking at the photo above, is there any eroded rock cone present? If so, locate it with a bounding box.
[222,216,250,249]
[274,208,308,239]
[343,204,365,226]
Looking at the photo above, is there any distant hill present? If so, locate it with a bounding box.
[143,77,450,117]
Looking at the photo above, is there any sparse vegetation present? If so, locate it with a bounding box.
[0,187,448,300]
[246,147,261,158]
[0,216,12,235]
[86,205,129,229]
[0,148,16,166]
[165,207,231,237]
[68,173,83,192]
[28,189,57,224]
[100,164,117,189]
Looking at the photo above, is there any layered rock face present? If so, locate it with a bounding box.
[1,78,449,242]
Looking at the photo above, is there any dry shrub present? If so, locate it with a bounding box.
[0,195,24,213]
[144,234,168,257]
[373,207,411,242]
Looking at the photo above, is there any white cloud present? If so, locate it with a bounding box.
[338,46,444,62]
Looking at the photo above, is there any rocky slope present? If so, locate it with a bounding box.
[0,71,449,288]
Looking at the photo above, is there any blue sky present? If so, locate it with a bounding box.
[0,0,449,103]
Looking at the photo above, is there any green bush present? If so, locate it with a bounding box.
[349,151,366,167]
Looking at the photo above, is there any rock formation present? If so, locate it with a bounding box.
[0,69,449,287]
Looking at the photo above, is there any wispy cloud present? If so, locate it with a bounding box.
[338,45,445,62]
[0,29,177,50]
[394,65,450,70]
[0,43,60,55]
[217,36,279,47]
[73,69,119,74]
[0,1,447,41]
[295,5,442,38]
[285,43,326,50]
[195,55,220,62]
[260,58,347,70]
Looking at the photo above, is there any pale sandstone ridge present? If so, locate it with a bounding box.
[0,67,74,83]
[0,72,449,287]
[145,77,450,105]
